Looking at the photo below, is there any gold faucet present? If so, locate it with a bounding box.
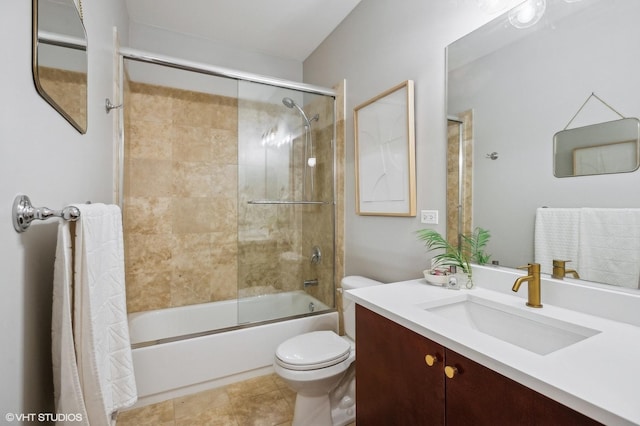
[551,259,580,279]
[512,263,542,308]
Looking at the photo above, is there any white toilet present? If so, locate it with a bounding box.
[274,276,383,426]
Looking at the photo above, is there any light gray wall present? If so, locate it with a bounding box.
[128,22,304,82]
[0,0,129,417]
[303,0,500,282]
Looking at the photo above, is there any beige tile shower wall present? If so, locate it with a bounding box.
[236,99,304,297]
[446,121,461,248]
[38,67,87,126]
[446,111,473,249]
[460,110,474,239]
[334,81,346,285]
[236,94,340,302]
[333,81,346,334]
[123,82,239,313]
[301,93,339,308]
[122,80,345,315]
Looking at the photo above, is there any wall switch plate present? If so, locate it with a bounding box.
[421,210,439,224]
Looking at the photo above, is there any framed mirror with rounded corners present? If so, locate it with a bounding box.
[447,0,640,291]
[32,0,88,134]
[554,117,640,177]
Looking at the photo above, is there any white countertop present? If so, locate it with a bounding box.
[345,266,640,425]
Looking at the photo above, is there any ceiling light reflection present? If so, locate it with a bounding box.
[508,0,546,28]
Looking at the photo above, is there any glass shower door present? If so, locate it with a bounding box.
[237,80,336,325]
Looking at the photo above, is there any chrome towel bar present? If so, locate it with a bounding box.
[12,194,81,233]
[247,200,330,205]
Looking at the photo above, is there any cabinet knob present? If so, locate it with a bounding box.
[425,354,440,367]
[444,365,458,379]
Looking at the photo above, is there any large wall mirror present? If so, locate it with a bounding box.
[447,0,640,290]
[33,0,88,133]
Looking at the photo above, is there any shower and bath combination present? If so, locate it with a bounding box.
[282,97,319,199]
[119,52,337,402]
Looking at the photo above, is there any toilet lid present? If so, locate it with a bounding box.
[275,331,351,371]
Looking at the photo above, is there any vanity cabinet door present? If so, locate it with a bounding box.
[444,349,601,425]
[444,349,535,425]
[356,305,446,425]
[356,305,602,425]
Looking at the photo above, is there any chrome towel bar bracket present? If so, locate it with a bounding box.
[105,98,123,114]
[12,194,80,233]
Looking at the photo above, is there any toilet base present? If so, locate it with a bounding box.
[330,398,355,426]
[292,394,332,426]
[289,364,356,426]
[330,363,356,426]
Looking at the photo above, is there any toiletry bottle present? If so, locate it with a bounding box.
[447,266,460,290]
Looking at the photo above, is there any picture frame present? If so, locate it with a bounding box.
[354,80,416,216]
[573,140,638,176]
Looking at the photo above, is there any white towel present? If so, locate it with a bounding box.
[534,208,581,275]
[73,204,137,425]
[578,208,640,288]
[52,222,90,426]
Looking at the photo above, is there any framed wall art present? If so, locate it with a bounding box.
[354,80,416,216]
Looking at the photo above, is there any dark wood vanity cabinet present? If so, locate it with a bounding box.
[356,305,601,425]
[356,304,445,425]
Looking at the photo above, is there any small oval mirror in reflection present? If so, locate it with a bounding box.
[33,0,88,134]
[553,118,640,177]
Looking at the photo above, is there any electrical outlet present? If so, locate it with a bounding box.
[421,210,439,224]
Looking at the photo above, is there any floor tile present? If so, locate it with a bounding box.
[117,400,174,425]
[231,389,292,426]
[174,387,231,420]
[116,373,355,426]
[175,404,238,426]
[226,374,280,400]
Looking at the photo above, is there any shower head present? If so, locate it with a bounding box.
[282,96,319,199]
[282,97,312,128]
[282,97,296,109]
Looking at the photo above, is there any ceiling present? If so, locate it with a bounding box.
[125,0,362,62]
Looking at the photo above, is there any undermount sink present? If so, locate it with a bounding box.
[422,294,600,355]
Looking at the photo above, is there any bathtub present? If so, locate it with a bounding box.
[128,291,338,407]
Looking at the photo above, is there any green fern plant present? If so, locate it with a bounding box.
[416,227,491,276]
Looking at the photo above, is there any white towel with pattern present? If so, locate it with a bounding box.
[578,208,640,288]
[52,221,90,425]
[73,204,137,425]
[534,208,581,275]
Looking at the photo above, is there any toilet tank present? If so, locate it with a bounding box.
[341,276,383,340]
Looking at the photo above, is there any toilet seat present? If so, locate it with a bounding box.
[275,331,351,371]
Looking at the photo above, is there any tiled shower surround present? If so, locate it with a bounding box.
[38,66,86,127]
[446,110,473,247]
[122,77,340,314]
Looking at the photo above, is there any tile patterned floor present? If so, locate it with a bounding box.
[117,373,355,426]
